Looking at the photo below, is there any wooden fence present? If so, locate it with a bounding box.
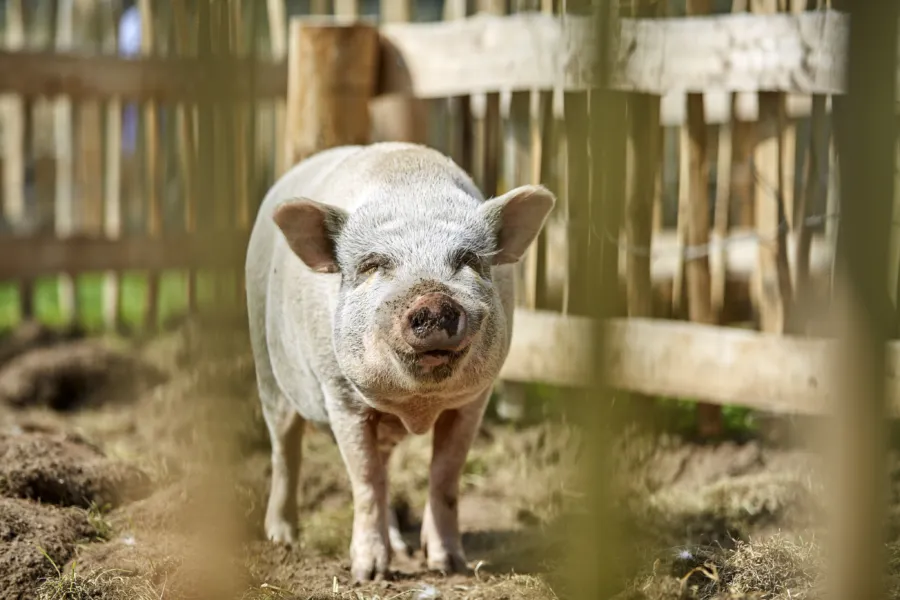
[0,0,880,432]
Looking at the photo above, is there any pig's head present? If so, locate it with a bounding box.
[273,176,555,418]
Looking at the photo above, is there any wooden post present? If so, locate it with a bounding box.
[684,0,722,437]
[284,20,378,167]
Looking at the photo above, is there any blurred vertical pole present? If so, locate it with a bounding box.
[565,0,632,598]
[827,1,897,599]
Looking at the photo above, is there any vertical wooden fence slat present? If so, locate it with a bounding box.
[31,0,56,262]
[793,95,828,326]
[711,118,732,316]
[54,0,77,325]
[672,125,689,315]
[267,0,288,177]
[372,0,427,145]
[3,0,30,320]
[754,90,793,333]
[494,0,540,423]
[76,2,103,245]
[138,0,161,331]
[750,2,792,335]
[230,0,250,308]
[196,0,216,314]
[536,91,559,311]
[443,0,473,175]
[564,92,590,317]
[624,0,661,321]
[592,91,628,322]
[102,0,123,331]
[172,1,199,316]
[684,0,721,437]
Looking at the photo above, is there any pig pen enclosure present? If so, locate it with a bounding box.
[0,0,893,598]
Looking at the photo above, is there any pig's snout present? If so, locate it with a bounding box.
[402,293,468,353]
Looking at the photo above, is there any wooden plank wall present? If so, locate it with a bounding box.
[0,0,270,332]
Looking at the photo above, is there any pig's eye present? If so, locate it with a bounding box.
[357,255,390,277]
[453,250,485,275]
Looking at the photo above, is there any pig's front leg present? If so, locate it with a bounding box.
[421,390,490,574]
[328,403,392,582]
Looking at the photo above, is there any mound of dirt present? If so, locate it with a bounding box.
[0,497,97,600]
[0,320,84,370]
[0,340,166,411]
[0,430,152,509]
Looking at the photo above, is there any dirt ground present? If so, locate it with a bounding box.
[0,318,893,599]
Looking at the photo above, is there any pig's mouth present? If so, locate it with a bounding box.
[392,344,470,377]
[416,347,466,368]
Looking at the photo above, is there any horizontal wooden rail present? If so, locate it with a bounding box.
[0,10,854,104]
[381,10,850,97]
[620,228,833,282]
[501,310,900,416]
[0,233,250,276]
[0,51,287,102]
[0,226,831,284]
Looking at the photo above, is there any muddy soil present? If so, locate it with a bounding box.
[0,318,871,599]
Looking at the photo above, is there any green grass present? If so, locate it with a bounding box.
[0,270,243,334]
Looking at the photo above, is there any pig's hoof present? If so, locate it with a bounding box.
[350,540,391,582]
[265,519,297,545]
[424,546,469,575]
[350,558,390,583]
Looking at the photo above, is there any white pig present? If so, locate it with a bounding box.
[245,142,555,582]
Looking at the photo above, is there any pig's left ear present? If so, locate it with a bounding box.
[272,197,349,274]
[479,185,556,265]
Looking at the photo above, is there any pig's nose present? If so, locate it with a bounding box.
[402,293,468,352]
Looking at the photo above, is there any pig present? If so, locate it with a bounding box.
[245,142,555,582]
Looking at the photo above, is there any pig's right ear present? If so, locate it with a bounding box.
[272,198,348,274]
